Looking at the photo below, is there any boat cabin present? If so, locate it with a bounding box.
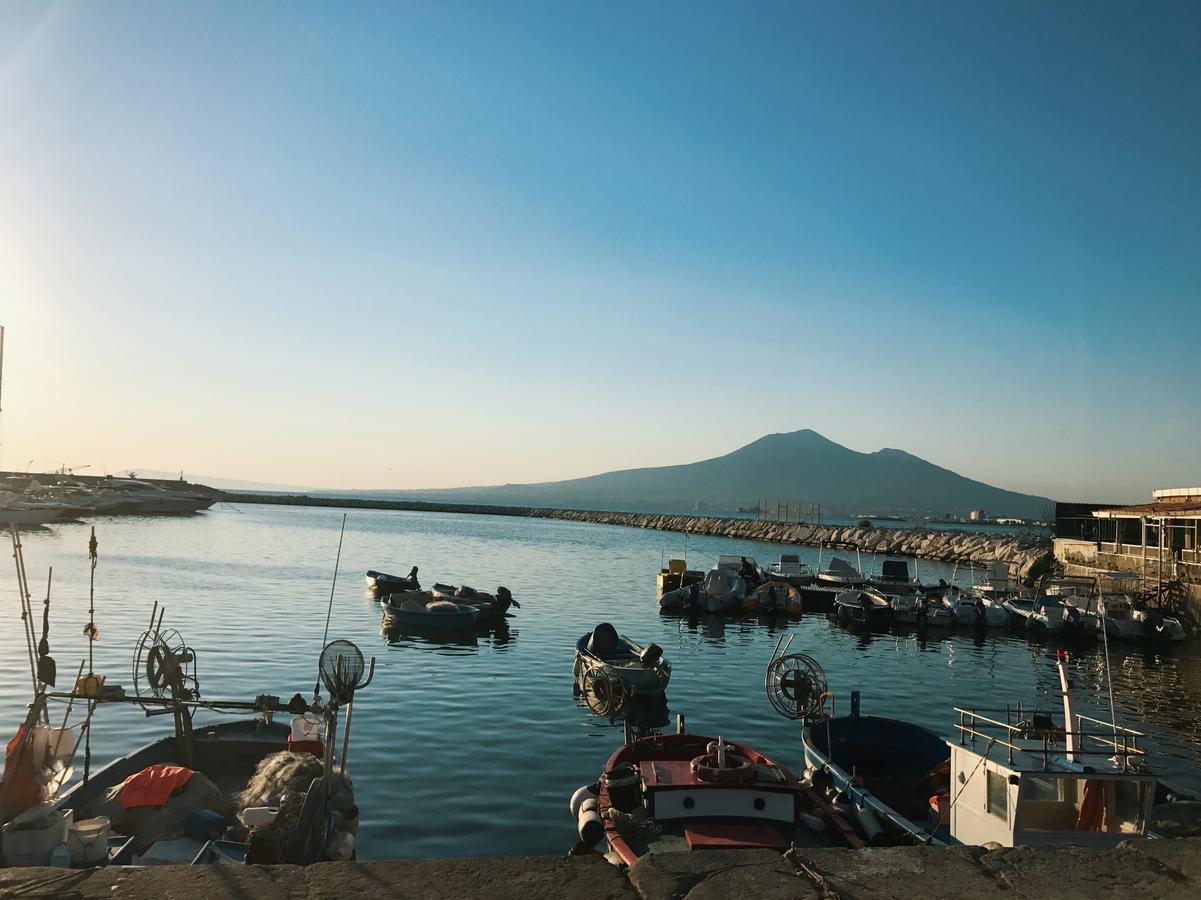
[948,708,1155,848]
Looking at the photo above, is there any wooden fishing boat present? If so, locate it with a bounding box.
[573,625,670,698]
[429,583,520,622]
[802,708,950,845]
[575,731,854,865]
[380,591,479,629]
[1,591,372,868]
[364,567,420,597]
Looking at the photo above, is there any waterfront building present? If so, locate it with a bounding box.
[1053,488,1201,620]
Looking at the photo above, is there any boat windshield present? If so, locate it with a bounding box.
[1018,775,1148,835]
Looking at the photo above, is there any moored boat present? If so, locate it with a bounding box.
[573,624,670,699]
[765,554,815,587]
[832,588,891,627]
[744,581,803,615]
[380,590,480,629]
[817,556,866,588]
[868,559,920,595]
[365,566,420,597]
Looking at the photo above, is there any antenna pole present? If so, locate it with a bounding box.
[314,514,348,701]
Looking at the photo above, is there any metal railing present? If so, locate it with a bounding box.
[954,707,1148,771]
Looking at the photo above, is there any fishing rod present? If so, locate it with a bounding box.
[313,513,348,703]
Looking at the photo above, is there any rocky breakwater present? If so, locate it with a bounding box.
[532,510,1052,582]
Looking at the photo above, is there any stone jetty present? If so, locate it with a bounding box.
[218,491,1052,581]
[3,840,1199,898]
[535,509,1051,581]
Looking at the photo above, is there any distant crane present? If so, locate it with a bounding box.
[55,463,91,476]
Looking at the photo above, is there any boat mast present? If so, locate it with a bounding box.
[1056,650,1079,762]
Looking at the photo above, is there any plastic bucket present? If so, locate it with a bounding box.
[67,816,110,867]
[290,714,321,743]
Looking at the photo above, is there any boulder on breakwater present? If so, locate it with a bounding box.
[531,509,1051,582]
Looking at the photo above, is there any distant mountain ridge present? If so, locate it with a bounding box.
[361,429,1050,519]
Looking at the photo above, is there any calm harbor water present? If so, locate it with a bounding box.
[3,504,1200,859]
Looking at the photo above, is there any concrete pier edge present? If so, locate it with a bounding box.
[3,839,1200,898]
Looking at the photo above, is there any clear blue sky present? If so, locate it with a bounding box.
[2,1,1198,501]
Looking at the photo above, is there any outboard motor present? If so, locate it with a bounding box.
[494,586,517,614]
[639,643,664,669]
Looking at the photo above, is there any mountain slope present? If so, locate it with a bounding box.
[367,430,1049,518]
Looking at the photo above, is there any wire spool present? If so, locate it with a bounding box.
[765,653,827,720]
[131,627,199,710]
[319,640,367,705]
[581,666,628,718]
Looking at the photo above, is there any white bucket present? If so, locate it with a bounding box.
[67,816,110,867]
[290,714,321,743]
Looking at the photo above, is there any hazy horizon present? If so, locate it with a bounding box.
[3,2,1198,504]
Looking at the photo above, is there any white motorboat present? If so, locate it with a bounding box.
[868,559,920,595]
[701,568,747,613]
[765,553,815,586]
[817,556,866,587]
[945,590,1009,627]
[1101,595,1186,642]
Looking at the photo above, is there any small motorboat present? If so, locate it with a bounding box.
[945,590,1009,628]
[1002,596,1037,628]
[1101,595,1186,642]
[700,568,746,614]
[659,580,704,613]
[765,554,815,587]
[380,591,479,629]
[429,583,520,623]
[832,588,891,627]
[817,557,866,588]
[656,558,705,596]
[573,624,670,698]
[743,582,803,615]
[365,566,420,597]
[868,559,920,595]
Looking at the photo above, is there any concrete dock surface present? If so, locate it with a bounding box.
[3,840,1201,899]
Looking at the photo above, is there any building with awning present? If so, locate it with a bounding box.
[1053,488,1201,617]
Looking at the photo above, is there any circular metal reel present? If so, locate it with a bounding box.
[131,627,198,710]
[581,666,628,718]
[765,653,827,720]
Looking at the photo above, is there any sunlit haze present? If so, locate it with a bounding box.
[2,2,1198,502]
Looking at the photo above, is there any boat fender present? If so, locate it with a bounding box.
[851,803,884,845]
[577,798,604,845]
[798,812,826,832]
[569,783,600,818]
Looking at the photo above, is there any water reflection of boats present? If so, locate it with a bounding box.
[381,618,514,650]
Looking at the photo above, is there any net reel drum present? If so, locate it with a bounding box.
[765,634,829,721]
